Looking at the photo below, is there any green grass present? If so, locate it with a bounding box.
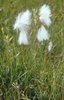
[0,0,64,100]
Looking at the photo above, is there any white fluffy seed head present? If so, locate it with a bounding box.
[39,4,52,26]
[37,25,49,42]
[48,41,53,51]
[37,26,49,42]
[18,31,28,45]
[13,10,32,31]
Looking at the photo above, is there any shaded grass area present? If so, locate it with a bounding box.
[0,0,64,100]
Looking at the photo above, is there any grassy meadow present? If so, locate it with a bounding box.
[0,0,64,100]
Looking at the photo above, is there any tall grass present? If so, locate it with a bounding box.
[0,0,64,100]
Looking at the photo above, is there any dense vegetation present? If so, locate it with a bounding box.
[0,0,64,99]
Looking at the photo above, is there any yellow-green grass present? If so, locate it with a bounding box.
[0,0,64,99]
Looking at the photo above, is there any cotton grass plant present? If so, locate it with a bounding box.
[0,0,64,100]
[14,10,32,45]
